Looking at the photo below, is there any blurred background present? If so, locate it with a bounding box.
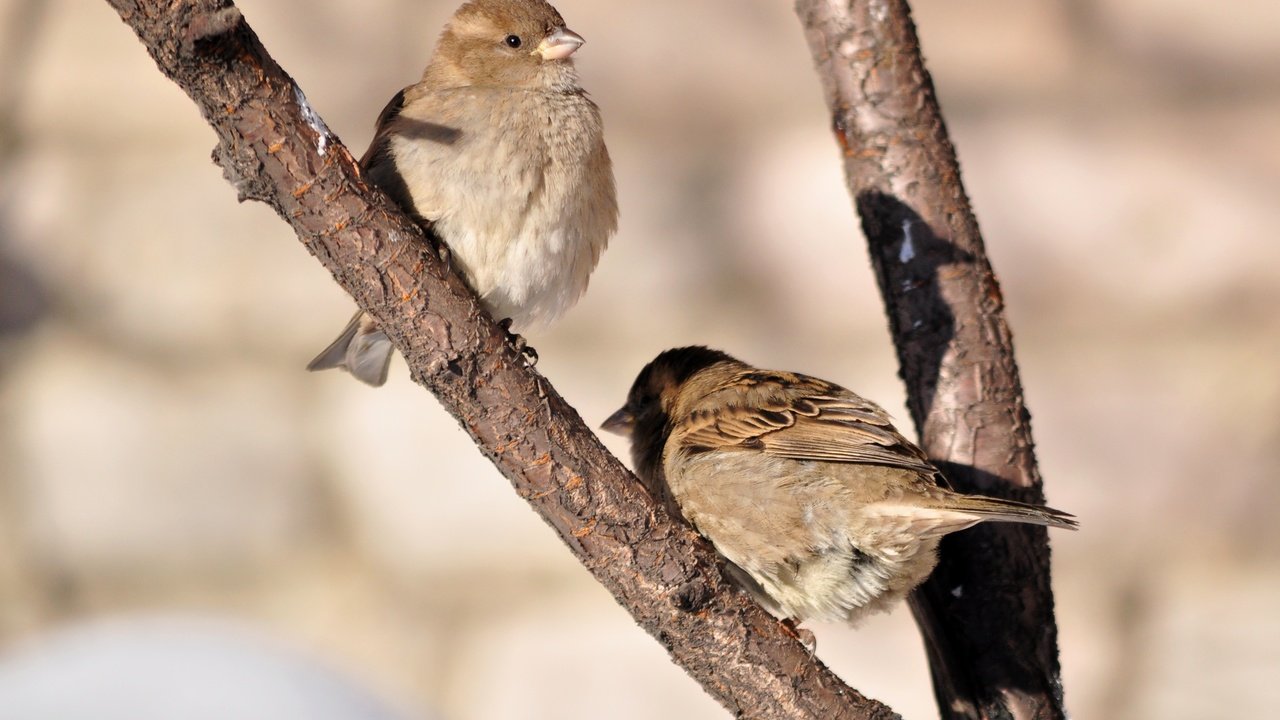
[1,0,1277,717]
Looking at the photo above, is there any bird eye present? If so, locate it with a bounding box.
[504,35,522,49]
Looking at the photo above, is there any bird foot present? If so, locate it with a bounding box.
[498,318,538,367]
[781,618,817,653]
[435,239,453,267]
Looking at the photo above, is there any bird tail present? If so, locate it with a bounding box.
[306,310,394,387]
[910,493,1078,537]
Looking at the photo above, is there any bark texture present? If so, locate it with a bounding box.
[795,1,1069,719]
[105,1,901,717]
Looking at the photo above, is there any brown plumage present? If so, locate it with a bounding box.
[603,347,1077,624]
[309,0,617,386]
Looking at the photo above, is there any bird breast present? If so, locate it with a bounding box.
[392,88,616,330]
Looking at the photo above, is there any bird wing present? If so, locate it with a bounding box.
[675,370,936,473]
[359,87,408,170]
[357,85,470,223]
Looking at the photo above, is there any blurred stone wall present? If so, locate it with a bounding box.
[1,0,1277,718]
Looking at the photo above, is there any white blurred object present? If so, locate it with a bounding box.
[0,616,427,720]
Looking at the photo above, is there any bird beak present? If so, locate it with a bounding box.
[601,408,634,437]
[536,27,585,61]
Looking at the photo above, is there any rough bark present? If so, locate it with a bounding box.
[104,1,901,718]
[795,1,1069,719]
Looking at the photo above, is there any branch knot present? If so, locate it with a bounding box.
[181,6,244,58]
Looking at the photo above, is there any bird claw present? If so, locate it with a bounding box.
[498,321,547,400]
[521,344,539,367]
[435,239,452,266]
[781,618,817,653]
[498,318,539,368]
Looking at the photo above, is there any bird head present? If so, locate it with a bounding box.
[603,347,742,482]
[428,0,586,91]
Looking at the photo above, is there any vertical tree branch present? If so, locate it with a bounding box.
[795,1,1069,719]
[104,0,903,717]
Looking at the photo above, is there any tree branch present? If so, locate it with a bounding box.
[795,1,1069,718]
[105,1,901,717]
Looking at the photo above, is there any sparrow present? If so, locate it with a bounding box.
[603,347,1077,626]
[309,0,617,386]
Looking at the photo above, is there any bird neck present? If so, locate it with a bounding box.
[420,56,582,94]
[631,413,673,500]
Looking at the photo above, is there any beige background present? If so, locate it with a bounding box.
[1,0,1278,718]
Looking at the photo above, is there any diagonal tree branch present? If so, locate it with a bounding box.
[795,1,1070,719]
[105,1,901,717]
